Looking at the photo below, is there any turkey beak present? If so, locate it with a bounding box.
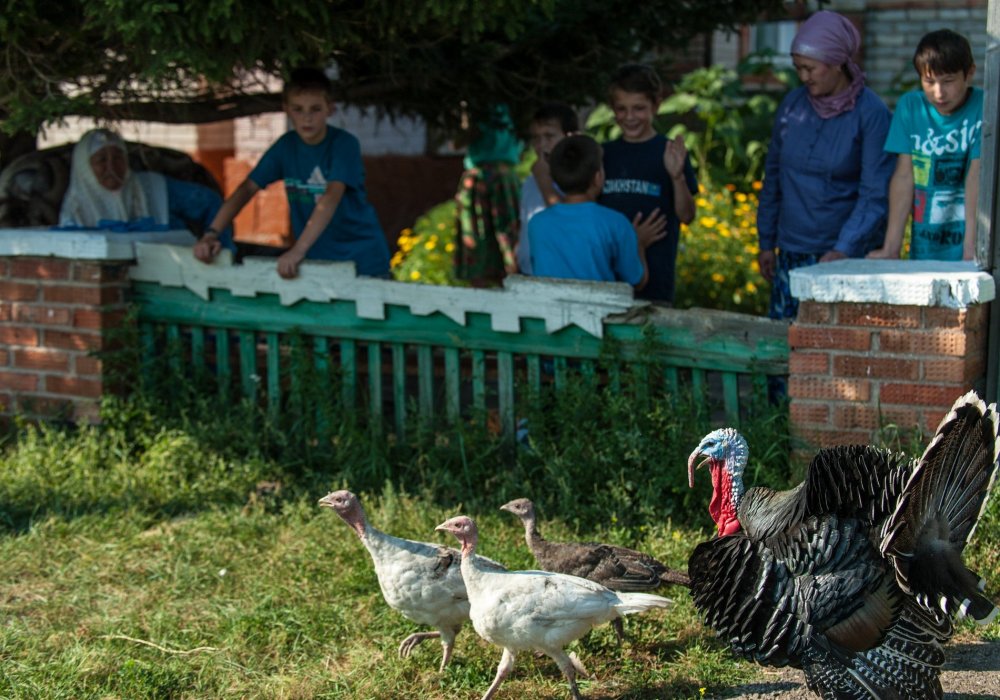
[434,522,450,534]
[499,502,513,513]
[688,451,709,489]
[318,494,336,509]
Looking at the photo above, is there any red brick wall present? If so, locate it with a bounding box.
[0,257,131,423]
[789,300,988,452]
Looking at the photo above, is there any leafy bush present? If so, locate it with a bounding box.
[1,336,793,535]
[675,181,769,315]
[391,200,461,286]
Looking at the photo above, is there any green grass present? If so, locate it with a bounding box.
[0,484,749,698]
[1,384,997,698]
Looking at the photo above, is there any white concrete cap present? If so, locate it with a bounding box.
[0,227,196,260]
[789,259,995,308]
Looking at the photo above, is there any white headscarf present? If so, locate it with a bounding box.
[58,128,169,227]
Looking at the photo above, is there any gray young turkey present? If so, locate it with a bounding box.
[500,497,689,641]
[686,390,1000,699]
[436,514,671,700]
[319,490,504,671]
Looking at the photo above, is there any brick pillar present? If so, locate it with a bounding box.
[788,260,994,453]
[0,255,130,423]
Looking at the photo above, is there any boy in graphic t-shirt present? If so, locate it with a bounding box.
[868,29,982,261]
[194,67,390,278]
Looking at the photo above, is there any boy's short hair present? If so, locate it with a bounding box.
[284,67,335,102]
[531,102,579,134]
[913,29,975,76]
[549,134,602,195]
[609,63,663,104]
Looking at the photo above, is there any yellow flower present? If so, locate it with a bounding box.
[699,216,717,229]
[696,197,709,208]
[437,222,446,230]
[712,272,725,283]
[735,192,747,203]
[409,270,421,280]
[751,180,763,191]
[445,242,455,253]
[425,240,437,250]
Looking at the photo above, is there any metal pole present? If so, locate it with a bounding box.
[980,0,1000,402]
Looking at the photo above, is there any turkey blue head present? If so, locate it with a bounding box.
[688,428,749,537]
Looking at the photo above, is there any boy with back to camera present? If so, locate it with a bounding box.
[517,102,579,274]
[193,67,390,278]
[528,134,665,290]
[867,29,983,261]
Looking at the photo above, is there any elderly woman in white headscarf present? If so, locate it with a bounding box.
[58,128,233,248]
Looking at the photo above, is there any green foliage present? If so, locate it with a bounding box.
[675,182,769,315]
[391,201,461,286]
[0,0,783,136]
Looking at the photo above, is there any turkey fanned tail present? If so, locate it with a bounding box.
[880,391,1000,623]
[801,603,949,700]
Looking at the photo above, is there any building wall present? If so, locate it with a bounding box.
[862,0,987,102]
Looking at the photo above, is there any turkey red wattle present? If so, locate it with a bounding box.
[709,463,741,536]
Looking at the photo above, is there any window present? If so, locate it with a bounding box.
[749,21,798,66]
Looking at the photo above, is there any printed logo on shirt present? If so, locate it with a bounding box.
[933,156,966,188]
[920,224,964,246]
[602,179,662,197]
[284,167,328,205]
[908,119,981,157]
[927,189,964,225]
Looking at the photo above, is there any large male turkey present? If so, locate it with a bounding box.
[319,490,504,671]
[686,390,999,699]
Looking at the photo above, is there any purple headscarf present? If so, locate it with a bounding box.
[791,11,865,119]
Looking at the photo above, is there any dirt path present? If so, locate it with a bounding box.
[712,637,1000,699]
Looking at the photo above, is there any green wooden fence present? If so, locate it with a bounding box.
[131,284,787,439]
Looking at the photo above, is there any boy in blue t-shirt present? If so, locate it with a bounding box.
[529,135,665,289]
[194,68,390,278]
[867,30,983,261]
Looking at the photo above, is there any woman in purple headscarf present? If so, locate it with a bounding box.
[757,11,895,320]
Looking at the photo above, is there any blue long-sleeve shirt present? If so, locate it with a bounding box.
[757,86,895,257]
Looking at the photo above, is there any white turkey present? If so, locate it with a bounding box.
[319,490,504,671]
[500,497,689,640]
[435,514,671,700]
[686,390,999,699]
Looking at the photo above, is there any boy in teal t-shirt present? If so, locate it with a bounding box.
[194,67,389,278]
[868,29,982,261]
